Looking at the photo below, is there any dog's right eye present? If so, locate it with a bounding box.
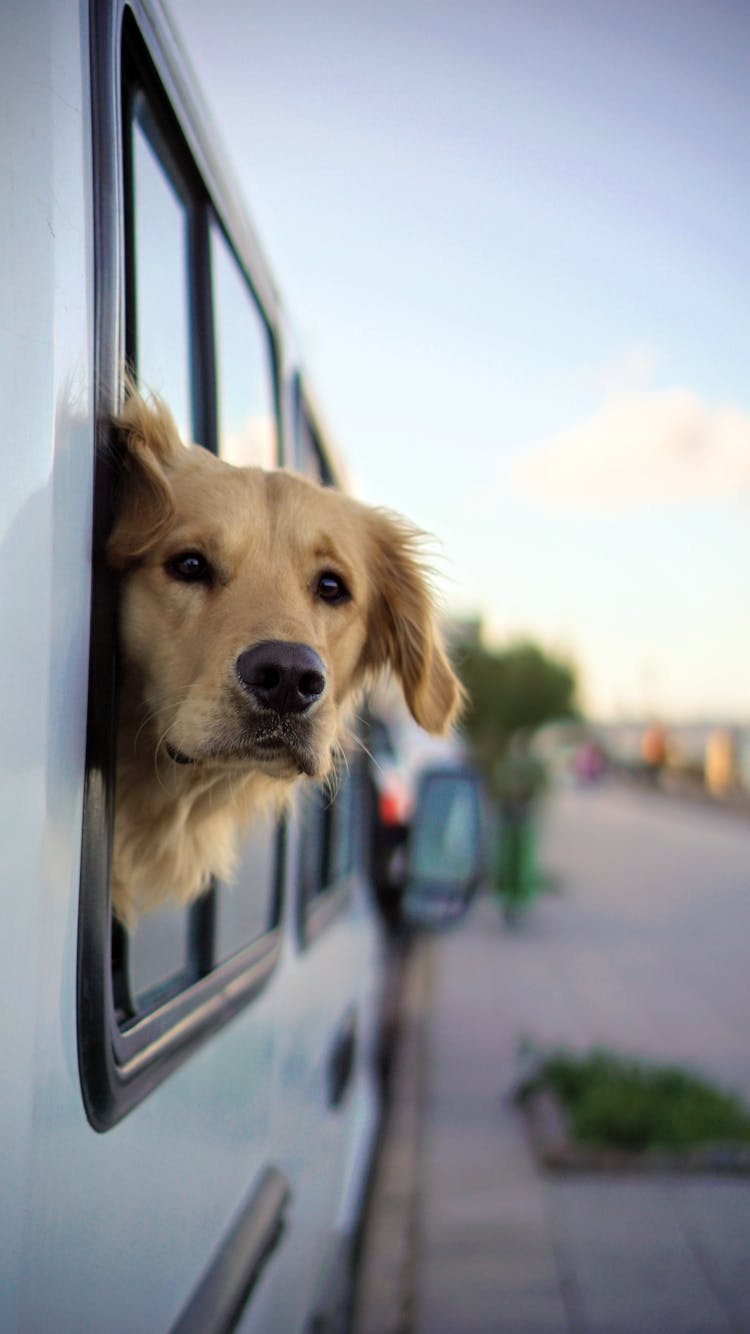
[165,551,212,583]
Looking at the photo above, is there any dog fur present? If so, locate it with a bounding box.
[107,390,463,925]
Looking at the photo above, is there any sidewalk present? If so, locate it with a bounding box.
[354,785,750,1334]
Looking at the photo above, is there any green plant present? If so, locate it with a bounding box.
[456,638,578,783]
[528,1049,750,1152]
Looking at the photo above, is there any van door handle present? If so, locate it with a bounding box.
[327,1008,357,1108]
[171,1166,290,1333]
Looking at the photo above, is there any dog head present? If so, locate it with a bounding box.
[107,390,463,783]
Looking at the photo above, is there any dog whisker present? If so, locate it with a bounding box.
[350,733,381,774]
[153,723,181,791]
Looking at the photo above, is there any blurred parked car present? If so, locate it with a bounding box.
[365,702,471,930]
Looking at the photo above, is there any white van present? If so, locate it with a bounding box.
[0,3,485,1328]
[1,2,389,1329]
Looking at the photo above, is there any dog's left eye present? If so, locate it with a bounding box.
[315,571,350,605]
[165,551,212,583]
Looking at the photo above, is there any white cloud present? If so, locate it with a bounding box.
[595,343,660,398]
[221,414,277,469]
[513,388,750,510]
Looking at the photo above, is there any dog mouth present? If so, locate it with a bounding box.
[165,722,319,776]
[246,727,319,776]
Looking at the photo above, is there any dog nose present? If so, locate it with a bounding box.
[236,641,326,714]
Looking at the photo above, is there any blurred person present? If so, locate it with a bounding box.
[491,731,546,924]
[640,722,668,782]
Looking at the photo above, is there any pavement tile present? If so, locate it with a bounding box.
[416,1254,568,1334]
[545,1177,734,1333]
[356,787,750,1334]
[672,1180,750,1330]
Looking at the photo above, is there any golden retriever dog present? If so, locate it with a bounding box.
[107,389,462,925]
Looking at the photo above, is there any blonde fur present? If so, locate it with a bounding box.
[108,389,463,925]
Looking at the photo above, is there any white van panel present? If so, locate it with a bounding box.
[1,2,386,1329]
[1,3,93,1327]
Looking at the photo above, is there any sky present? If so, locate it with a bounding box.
[174,0,750,722]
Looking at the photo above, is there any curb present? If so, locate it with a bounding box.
[519,1085,750,1175]
[352,939,433,1334]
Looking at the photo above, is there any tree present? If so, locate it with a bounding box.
[457,638,578,778]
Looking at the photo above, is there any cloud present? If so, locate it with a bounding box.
[595,343,660,398]
[513,388,750,511]
[221,414,277,469]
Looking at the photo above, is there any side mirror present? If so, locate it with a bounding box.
[400,765,486,930]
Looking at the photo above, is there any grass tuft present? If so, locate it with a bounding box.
[525,1049,750,1152]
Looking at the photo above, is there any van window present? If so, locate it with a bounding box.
[291,394,356,942]
[211,224,278,469]
[121,99,197,1010]
[295,389,334,483]
[78,12,285,1128]
[131,106,191,437]
[330,769,356,882]
[121,76,285,1006]
[297,769,358,945]
[209,224,282,960]
[214,822,280,964]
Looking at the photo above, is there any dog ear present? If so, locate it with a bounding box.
[106,388,181,569]
[363,509,465,734]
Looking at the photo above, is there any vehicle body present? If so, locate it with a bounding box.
[1,2,388,1328]
[366,692,471,929]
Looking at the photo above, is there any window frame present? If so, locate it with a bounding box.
[297,787,359,950]
[78,0,286,1131]
[293,375,336,484]
[296,785,354,949]
[291,386,364,949]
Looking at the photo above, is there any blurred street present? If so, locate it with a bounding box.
[355,782,750,1333]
